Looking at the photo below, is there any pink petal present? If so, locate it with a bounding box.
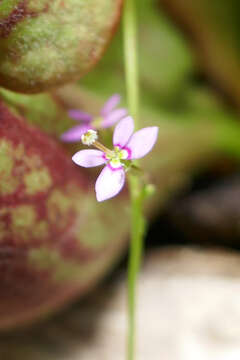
[101,94,121,116]
[95,166,125,202]
[127,127,159,159]
[113,116,134,147]
[101,108,128,128]
[72,150,105,168]
[60,124,91,142]
[68,110,92,122]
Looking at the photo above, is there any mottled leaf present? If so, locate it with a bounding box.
[0,0,122,93]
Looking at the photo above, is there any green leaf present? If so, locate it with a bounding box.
[0,0,122,93]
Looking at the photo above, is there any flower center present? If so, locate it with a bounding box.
[106,146,129,169]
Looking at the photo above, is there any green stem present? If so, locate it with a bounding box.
[123,0,139,124]
[123,1,146,360]
[127,175,146,360]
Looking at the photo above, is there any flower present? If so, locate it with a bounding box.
[72,116,159,202]
[61,94,127,142]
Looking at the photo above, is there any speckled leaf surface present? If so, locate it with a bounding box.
[0,0,122,93]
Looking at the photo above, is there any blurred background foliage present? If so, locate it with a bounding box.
[81,0,227,116]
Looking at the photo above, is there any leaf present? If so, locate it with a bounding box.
[0,0,122,93]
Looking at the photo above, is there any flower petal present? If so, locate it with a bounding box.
[101,94,121,116]
[60,124,91,142]
[68,110,92,122]
[72,150,105,168]
[113,116,134,147]
[101,108,128,128]
[95,166,125,202]
[127,127,159,159]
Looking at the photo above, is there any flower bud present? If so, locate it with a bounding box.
[144,184,156,198]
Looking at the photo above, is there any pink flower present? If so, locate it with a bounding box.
[72,116,159,202]
[61,94,127,142]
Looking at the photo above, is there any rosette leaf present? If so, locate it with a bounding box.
[0,0,122,93]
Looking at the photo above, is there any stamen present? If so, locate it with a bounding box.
[81,133,129,166]
[110,158,122,168]
[81,130,98,146]
[93,141,115,158]
[119,149,129,160]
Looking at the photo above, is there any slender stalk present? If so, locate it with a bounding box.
[123,1,145,360]
[123,0,139,125]
[127,174,145,360]
[93,140,114,157]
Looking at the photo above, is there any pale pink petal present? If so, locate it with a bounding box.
[61,124,91,142]
[72,150,105,168]
[68,110,92,122]
[127,127,159,159]
[95,166,125,202]
[113,116,134,147]
[101,94,121,116]
[101,108,128,128]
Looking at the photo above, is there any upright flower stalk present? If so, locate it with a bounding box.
[123,1,145,360]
